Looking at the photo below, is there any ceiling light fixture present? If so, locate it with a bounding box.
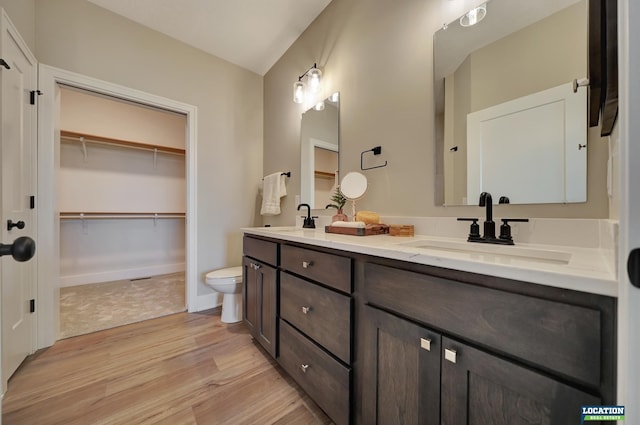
[293,63,323,104]
[460,3,487,27]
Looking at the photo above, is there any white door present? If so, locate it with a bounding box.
[619,0,640,420]
[0,9,37,391]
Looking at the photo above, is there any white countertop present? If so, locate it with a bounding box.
[243,225,618,297]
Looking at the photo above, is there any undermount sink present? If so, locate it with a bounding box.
[396,238,572,265]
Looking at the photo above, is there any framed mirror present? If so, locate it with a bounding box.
[434,0,588,206]
[300,92,340,209]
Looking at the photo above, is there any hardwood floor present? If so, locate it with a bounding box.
[2,310,333,425]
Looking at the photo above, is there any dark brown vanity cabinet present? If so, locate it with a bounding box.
[278,244,353,425]
[242,236,278,358]
[360,262,615,425]
[361,306,441,425]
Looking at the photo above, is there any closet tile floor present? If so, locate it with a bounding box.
[59,272,186,339]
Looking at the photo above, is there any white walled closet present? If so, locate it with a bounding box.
[58,87,187,287]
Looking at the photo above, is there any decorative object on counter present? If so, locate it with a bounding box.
[325,222,389,236]
[325,172,390,236]
[389,224,415,237]
[297,203,317,229]
[360,146,387,171]
[260,171,288,216]
[326,187,348,222]
[355,210,380,225]
[293,63,322,104]
[339,171,368,219]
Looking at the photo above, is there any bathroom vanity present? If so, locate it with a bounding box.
[242,223,616,425]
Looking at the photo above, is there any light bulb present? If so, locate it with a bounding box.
[314,101,325,111]
[460,3,486,27]
[293,80,305,104]
[330,92,339,103]
[307,67,322,92]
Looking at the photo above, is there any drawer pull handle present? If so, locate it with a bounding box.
[302,261,313,268]
[301,306,311,315]
[444,348,457,364]
[250,263,261,270]
[420,338,432,351]
[300,364,310,373]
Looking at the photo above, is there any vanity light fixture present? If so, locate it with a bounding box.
[292,63,323,104]
[293,80,305,103]
[460,3,487,27]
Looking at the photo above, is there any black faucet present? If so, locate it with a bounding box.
[297,203,316,229]
[457,192,528,245]
[479,192,495,240]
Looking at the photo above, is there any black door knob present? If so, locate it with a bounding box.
[0,236,36,262]
[7,219,25,231]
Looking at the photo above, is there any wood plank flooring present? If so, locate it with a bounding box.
[2,310,333,425]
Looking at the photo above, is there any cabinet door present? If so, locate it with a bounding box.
[361,306,440,425]
[242,257,278,358]
[243,256,259,332]
[441,337,600,425]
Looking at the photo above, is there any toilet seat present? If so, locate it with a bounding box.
[205,266,243,284]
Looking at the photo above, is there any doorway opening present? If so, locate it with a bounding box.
[57,86,187,338]
[37,65,198,348]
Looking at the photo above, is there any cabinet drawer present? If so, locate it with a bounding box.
[364,263,602,388]
[281,244,351,293]
[279,320,350,425]
[243,235,278,266]
[281,272,351,364]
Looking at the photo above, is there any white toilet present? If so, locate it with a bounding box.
[204,266,243,323]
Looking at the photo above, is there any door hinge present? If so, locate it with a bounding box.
[30,195,35,209]
[0,58,10,70]
[30,299,35,313]
[30,90,43,105]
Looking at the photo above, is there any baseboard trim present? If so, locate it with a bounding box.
[60,263,185,287]
[189,292,221,313]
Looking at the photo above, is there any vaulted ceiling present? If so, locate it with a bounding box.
[88,0,332,75]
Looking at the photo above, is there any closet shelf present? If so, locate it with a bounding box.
[314,170,336,179]
[60,130,186,156]
[60,212,186,220]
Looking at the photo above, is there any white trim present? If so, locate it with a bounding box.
[301,137,338,209]
[190,293,222,312]
[617,0,640,419]
[37,64,198,348]
[59,263,185,288]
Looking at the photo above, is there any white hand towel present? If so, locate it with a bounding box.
[260,172,287,216]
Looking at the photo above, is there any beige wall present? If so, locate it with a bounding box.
[264,0,609,225]
[35,0,263,292]
[0,0,35,52]
[60,87,186,150]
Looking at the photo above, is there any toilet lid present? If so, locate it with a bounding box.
[206,266,243,283]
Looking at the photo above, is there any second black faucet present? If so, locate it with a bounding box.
[458,192,528,245]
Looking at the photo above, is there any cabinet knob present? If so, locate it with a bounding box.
[420,337,432,352]
[301,306,311,315]
[250,262,261,270]
[302,261,313,268]
[300,364,309,373]
[444,348,457,364]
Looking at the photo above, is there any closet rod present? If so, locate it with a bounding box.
[60,130,186,156]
